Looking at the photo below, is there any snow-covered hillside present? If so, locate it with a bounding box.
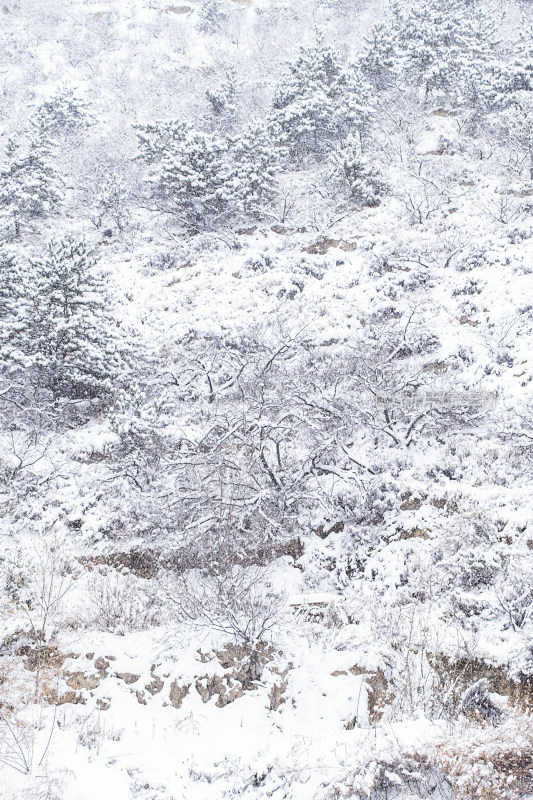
[1,0,533,797]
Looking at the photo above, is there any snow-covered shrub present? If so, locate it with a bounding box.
[360,0,497,105]
[456,678,503,722]
[1,532,81,645]
[487,28,533,110]
[136,119,278,226]
[77,714,122,753]
[228,122,279,213]
[499,91,533,181]
[206,67,239,118]
[88,169,132,232]
[493,555,533,631]
[434,713,533,799]
[325,749,452,800]
[166,563,285,647]
[108,384,168,488]
[88,570,162,634]
[443,544,504,591]
[109,384,165,445]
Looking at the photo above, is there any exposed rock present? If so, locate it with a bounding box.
[459,315,479,326]
[169,681,190,709]
[268,666,290,711]
[304,238,358,255]
[398,527,430,540]
[422,360,449,375]
[400,492,423,510]
[196,649,215,664]
[64,671,101,690]
[18,644,75,672]
[44,688,86,706]
[145,665,164,695]
[116,672,140,685]
[94,657,110,678]
[350,667,394,723]
[79,550,160,579]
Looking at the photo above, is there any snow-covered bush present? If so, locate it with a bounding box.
[136,120,278,225]
[206,67,240,119]
[88,570,162,634]
[1,532,81,645]
[434,714,533,799]
[196,0,226,35]
[166,562,285,648]
[88,169,133,232]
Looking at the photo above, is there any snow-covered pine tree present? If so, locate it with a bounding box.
[31,85,93,139]
[206,67,240,119]
[196,0,226,35]
[501,91,533,180]
[268,33,371,159]
[24,237,125,399]
[361,0,497,105]
[488,27,533,109]
[148,128,229,225]
[358,23,399,91]
[0,136,62,238]
[134,119,189,165]
[0,248,23,322]
[227,122,279,213]
[0,248,29,374]
[329,134,387,207]
[137,119,278,225]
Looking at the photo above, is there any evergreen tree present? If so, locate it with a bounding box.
[134,119,189,165]
[22,237,125,399]
[137,120,278,225]
[0,137,62,238]
[268,34,371,158]
[329,134,387,207]
[227,122,279,213]
[488,27,533,109]
[196,0,226,35]
[0,248,29,373]
[360,0,497,105]
[31,85,93,139]
[152,128,229,224]
[206,67,240,121]
[358,23,399,91]
[0,248,23,321]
